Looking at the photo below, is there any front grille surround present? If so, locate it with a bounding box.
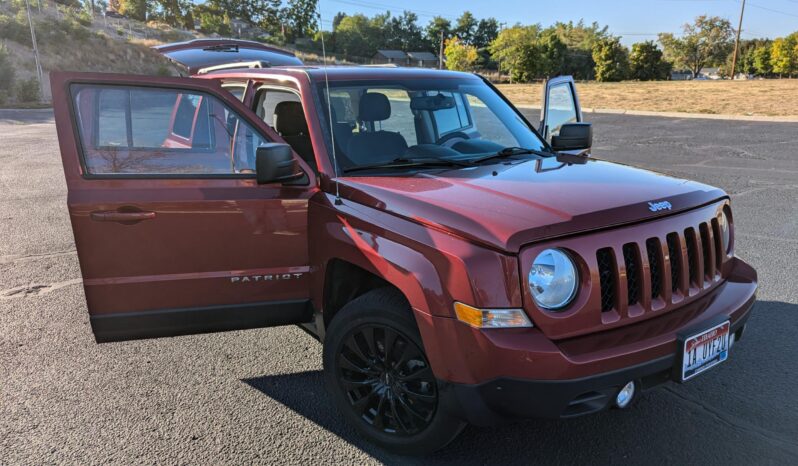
[520,201,732,340]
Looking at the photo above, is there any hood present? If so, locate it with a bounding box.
[340,157,726,252]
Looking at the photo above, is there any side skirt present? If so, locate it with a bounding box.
[90,300,313,343]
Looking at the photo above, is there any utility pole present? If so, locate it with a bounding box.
[730,0,746,80]
[24,0,44,102]
[439,30,444,69]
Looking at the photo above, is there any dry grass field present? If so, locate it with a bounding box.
[497,79,798,116]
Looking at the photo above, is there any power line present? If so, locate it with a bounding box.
[328,0,457,20]
[745,1,798,18]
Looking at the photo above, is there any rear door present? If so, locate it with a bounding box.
[51,72,315,342]
[539,75,582,143]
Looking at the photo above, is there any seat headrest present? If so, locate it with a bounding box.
[358,93,391,122]
[273,101,308,136]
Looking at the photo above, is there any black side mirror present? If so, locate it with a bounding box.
[256,143,302,184]
[551,123,592,152]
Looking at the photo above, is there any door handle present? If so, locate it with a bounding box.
[90,210,156,224]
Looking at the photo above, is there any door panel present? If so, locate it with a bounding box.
[51,72,316,342]
[539,75,582,142]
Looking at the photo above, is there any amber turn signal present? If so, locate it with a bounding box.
[454,302,533,329]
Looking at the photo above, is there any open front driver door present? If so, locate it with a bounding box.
[51,72,315,342]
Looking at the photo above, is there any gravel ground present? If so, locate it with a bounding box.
[1,107,796,465]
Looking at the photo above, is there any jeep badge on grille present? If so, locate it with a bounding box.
[648,200,672,212]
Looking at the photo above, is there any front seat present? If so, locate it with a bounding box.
[346,93,408,165]
[273,101,316,171]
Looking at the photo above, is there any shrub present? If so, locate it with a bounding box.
[16,78,40,102]
[156,65,171,76]
[0,13,32,46]
[0,90,9,106]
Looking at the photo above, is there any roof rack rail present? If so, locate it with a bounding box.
[197,60,270,75]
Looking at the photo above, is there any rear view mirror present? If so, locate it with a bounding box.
[410,94,456,111]
[256,143,303,184]
[551,123,592,152]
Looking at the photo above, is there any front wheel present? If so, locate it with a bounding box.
[322,288,466,455]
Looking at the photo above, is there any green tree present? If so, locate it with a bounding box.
[425,16,451,55]
[537,29,567,77]
[489,24,541,82]
[658,15,734,78]
[592,37,629,81]
[753,43,772,76]
[629,40,671,80]
[473,18,499,49]
[387,11,427,51]
[195,3,231,35]
[283,0,319,39]
[334,13,380,58]
[332,12,347,31]
[118,0,149,21]
[770,33,798,77]
[454,11,477,45]
[205,0,280,28]
[444,37,478,71]
[550,20,609,79]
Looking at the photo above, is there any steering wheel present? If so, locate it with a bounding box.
[436,131,470,147]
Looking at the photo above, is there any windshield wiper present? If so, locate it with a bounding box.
[343,157,475,174]
[469,147,554,165]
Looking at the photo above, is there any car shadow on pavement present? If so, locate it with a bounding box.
[242,300,798,464]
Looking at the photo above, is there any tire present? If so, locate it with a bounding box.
[323,287,466,455]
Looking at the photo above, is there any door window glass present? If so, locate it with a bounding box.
[431,91,470,136]
[256,88,301,127]
[546,83,578,140]
[72,85,269,176]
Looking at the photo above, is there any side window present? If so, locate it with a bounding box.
[222,85,247,102]
[545,83,578,140]
[431,92,470,136]
[72,84,269,176]
[256,88,301,127]
[364,89,417,145]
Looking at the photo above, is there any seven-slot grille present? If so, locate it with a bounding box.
[596,217,725,313]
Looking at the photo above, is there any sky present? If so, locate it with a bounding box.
[314,0,798,45]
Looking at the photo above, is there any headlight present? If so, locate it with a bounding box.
[719,208,731,254]
[529,248,578,310]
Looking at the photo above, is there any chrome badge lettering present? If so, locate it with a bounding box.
[648,201,672,212]
[231,273,304,283]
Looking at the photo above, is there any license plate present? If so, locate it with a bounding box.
[681,321,730,381]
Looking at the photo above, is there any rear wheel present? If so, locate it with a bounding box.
[323,288,466,455]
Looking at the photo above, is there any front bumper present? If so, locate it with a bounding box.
[413,257,757,424]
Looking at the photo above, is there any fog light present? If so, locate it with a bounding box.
[615,381,636,408]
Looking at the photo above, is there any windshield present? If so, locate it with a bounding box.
[316,78,547,173]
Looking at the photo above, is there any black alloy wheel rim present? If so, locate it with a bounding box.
[336,324,437,436]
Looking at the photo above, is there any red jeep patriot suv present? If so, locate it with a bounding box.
[51,40,757,454]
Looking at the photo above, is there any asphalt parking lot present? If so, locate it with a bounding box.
[1,107,797,464]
